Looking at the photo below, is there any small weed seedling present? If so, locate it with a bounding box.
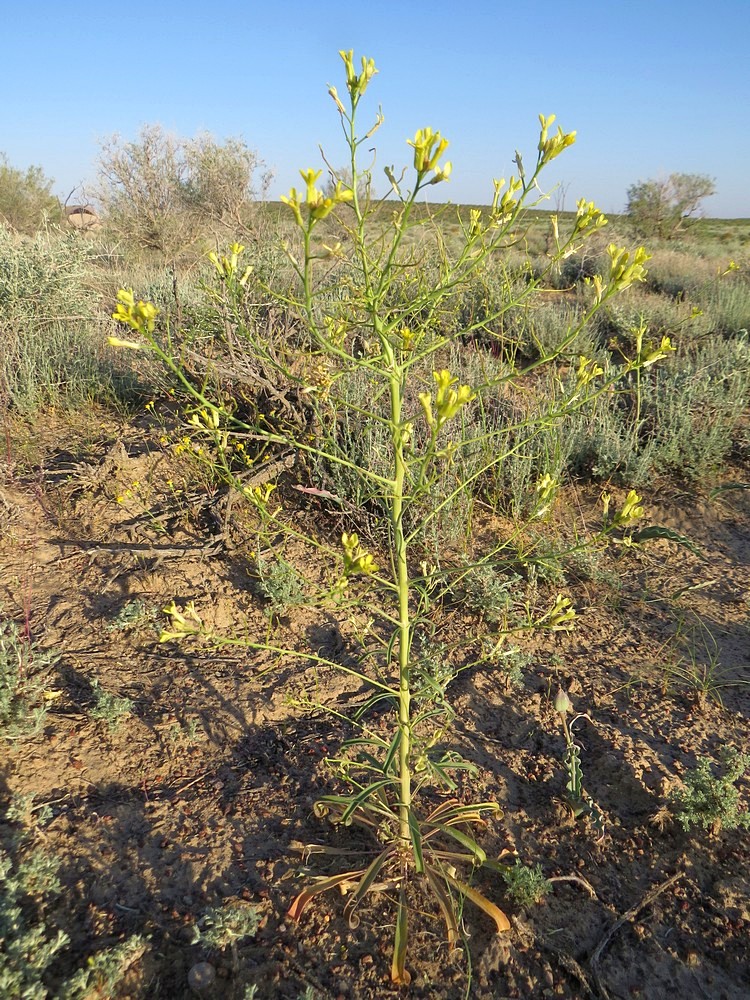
[502,860,552,908]
[554,688,606,837]
[254,553,306,619]
[89,679,133,731]
[106,598,159,633]
[0,612,57,739]
[669,748,750,835]
[191,903,261,977]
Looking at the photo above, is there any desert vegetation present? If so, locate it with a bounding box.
[0,51,748,1000]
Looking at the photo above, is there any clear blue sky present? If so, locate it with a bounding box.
[3,1,749,217]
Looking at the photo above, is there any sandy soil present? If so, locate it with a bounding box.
[1,408,748,999]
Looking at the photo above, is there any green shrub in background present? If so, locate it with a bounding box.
[95,125,271,259]
[0,154,62,234]
[0,228,138,411]
[626,173,716,240]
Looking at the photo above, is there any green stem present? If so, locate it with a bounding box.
[388,364,412,847]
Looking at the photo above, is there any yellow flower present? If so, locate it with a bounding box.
[112,288,159,334]
[341,532,378,576]
[607,245,651,292]
[160,600,203,642]
[615,489,644,526]
[407,127,450,176]
[641,336,676,367]
[576,355,604,386]
[432,370,475,426]
[546,595,577,631]
[108,335,143,351]
[538,114,576,164]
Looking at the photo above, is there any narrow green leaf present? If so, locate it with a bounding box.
[344,847,395,928]
[429,822,487,865]
[407,808,425,873]
[709,481,750,499]
[629,524,702,557]
[382,729,401,777]
[340,778,395,826]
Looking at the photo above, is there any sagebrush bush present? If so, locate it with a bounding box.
[96,124,271,258]
[670,750,750,834]
[0,153,62,233]
[0,229,135,411]
[561,332,750,484]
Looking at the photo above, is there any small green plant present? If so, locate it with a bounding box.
[669,749,750,835]
[554,688,605,838]
[501,860,552,908]
[106,598,158,633]
[58,937,146,1000]
[0,803,145,998]
[481,638,529,690]
[89,679,133,731]
[0,614,57,739]
[191,903,261,977]
[458,564,523,626]
[664,614,750,708]
[0,844,68,999]
[254,554,306,617]
[411,636,455,706]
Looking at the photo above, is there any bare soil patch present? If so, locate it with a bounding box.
[1,408,749,999]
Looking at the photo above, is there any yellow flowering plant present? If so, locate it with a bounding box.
[107,51,691,985]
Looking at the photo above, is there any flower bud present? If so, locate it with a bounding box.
[554,687,572,715]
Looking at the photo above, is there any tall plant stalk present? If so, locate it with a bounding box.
[109,49,683,985]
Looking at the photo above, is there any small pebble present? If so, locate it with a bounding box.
[188,962,216,993]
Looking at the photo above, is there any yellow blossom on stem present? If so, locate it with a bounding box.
[545,595,577,631]
[537,113,576,164]
[160,600,203,642]
[576,355,604,386]
[433,370,476,427]
[341,532,378,576]
[616,489,644,526]
[607,245,651,292]
[641,336,676,367]
[112,288,159,335]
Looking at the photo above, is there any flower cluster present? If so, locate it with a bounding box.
[419,370,476,432]
[341,532,378,576]
[160,600,203,643]
[339,49,377,100]
[537,114,576,165]
[208,242,252,286]
[281,168,354,226]
[407,127,452,185]
[602,489,645,528]
[544,595,577,631]
[110,288,159,344]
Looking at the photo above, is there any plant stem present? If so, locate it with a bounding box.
[389,363,412,847]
